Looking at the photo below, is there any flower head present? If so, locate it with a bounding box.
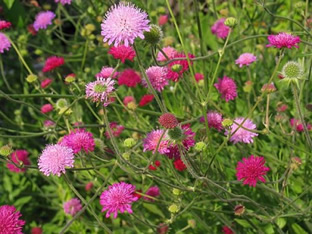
[290,118,312,132]
[33,11,55,31]
[42,56,64,72]
[60,129,95,154]
[159,113,178,129]
[166,53,194,82]
[44,120,55,127]
[0,20,11,30]
[157,46,177,61]
[0,32,11,53]
[105,122,125,138]
[143,130,169,154]
[7,150,30,173]
[85,78,115,106]
[41,104,53,114]
[225,117,258,144]
[211,18,230,39]
[222,226,234,234]
[100,182,138,218]
[118,69,141,87]
[142,66,168,91]
[200,111,223,131]
[236,155,270,187]
[267,33,300,49]
[0,205,25,234]
[144,186,160,201]
[38,144,74,176]
[195,73,204,82]
[108,45,136,63]
[31,227,43,234]
[123,96,135,106]
[63,198,82,216]
[158,15,168,26]
[101,3,150,47]
[41,78,53,89]
[96,67,118,79]
[174,159,187,171]
[235,53,257,68]
[139,94,154,106]
[55,0,72,5]
[214,76,237,102]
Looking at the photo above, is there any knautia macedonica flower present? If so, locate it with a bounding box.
[59,129,95,154]
[290,118,312,132]
[85,78,115,106]
[7,150,31,173]
[33,11,55,31]
[31,227,43,234]
[267,32,300,49]
[139,94,154,106]
[157,46,177,61]
[101,2,150,47]
[236,155,270,187]
[200,111,223,131]
[143,129,170,154]
[105,122,125,139]
[63,198,82,216]
[0,32,11,53]
[0,205,25,234]
[280,61,304,87]
[174,159,187,171]
[225,117,258,144]
[41,78,53,89]
[142,66,168,92]
[55,0,72,5]
[222,226,234,234]
[100,182,138,218]
[108,45,136,63]
[118,69,141,87]
[159,113,178,129]
[166,53,195,82]
[0,20,11,30]
[96,67,118,79]
[211,18,230,39]
[214,76,237,102]
[41,103,53,114]
[42,56,64,72]
[235,53,257,68]
[38,144,74,176]
[144,186,160,201]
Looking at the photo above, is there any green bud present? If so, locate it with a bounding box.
[58,107,72,115]
[194,141,206,152]
[123,138,136,148]
[168,127,183,140]
[94,138,105,151]
[172,188,182,196]
[56,98,68,109]
[222,119,233,128]
[122,152,131,161]
[0,145,13,157]
[188,219,196,229]
[26,74,38,83]
[224,17,237,28]
[168,204,179,213]
[65,74,76,83]
[144,24,163,45]
[157,7,166,14]
[171,64,182,72]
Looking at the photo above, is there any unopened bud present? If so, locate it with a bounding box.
[144,24,163,45]
[168,204,179,213]
[124,138,136,148]
[26,74,38,83]
[194,141,206,152]
[224,17,237,28]
[0,145,13,157]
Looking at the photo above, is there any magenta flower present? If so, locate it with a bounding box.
[200,111,223,131]
[0,32,11,53]
[267,33,300,49]
[142,66,168,92]
[290,118,312,132]
[55,0,72,5]
[33,11,55,31]
[101,2,150,47]
[225,117,258,144]
[0,20,12,30]
[38,144,74,176]
[7,150,31,173]
[211,18,230,39]
[42,56,64,72]
[41,104,53,114]
[118,69,141,87]
[123,96,135,106]
[157,46,177,61]
[108,45,136,63]
[235,53,257,68]
[41,78,53,89]
[214,76,237,102]
[63,198,82,216]
[144,186,160,201]
[44,120,55,127]
[96,67,118,79]
[59,129,95,154]
[0,205,25,234]
[236,155,270,187]
[166,53,195,82]
[195,73,204,82]
[105,122,125,139]
[100,182,138,218]
[143,130,170,154]
[85,78,115,106]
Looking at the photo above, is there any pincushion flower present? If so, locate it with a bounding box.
[144,186,160,201]
[214,76,237,102]
[158,15,168,26]
[235,53,257,68]
[200,111,223,131]
[63,198,82,216]
[41,104,53,114]
[101,2,150,47]
[290,118,312,132]
[174,159,187,171]
[195,73,204,82]
[157,46,177,61]
[96,67,118,79]
[225,117,258,144]
[123,96,135,106]
[60,129,95,154]
[139,94,154,106]
[100,182,138,218]
[267,32,300,49]
[211,18,230,39]
[105,122,125,139]
[41,78,53,89]
[85,78,115,106]
[236,155,270,187]
[0,205,25,234]
[7,150,31,173]
[55,0,72,5]
[159,113,178,129]
[33,11,55,31]
[44,120,55,127]
[222,226,234,234]
[0,20,11,30]
[166,53,195,82]
[142,66,168,92]
[143,130,170,154]
[31,227,43,234]
[118,69,141,87]
[42,56,64,72]
[38,144,74,176]
[108,45,136,63]
[0,32,11,53]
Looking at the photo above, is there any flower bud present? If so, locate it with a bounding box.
[123,138,136,148]
[159,113,178,129]
[243,81,253,93]
[224,17,237,28]
[122,152,130,161]
[144,24,163,45]
[261,83,276,93]
[0,145,13,157]
[171,64,182,72]
[94,138,105,151]
[290,157,302,170]
[234,204,245,216]
[222,119,233,128]
[26,74,38,83]
[168,204,179,213]
[281,61,304,87]
[194,141,206,152]
[188,219,196,229]
[172,188,182,196]
[56,98,68,109]
[168,127,183,140]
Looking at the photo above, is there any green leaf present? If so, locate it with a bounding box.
[277,218,286,229]
[292,223,308,234]
[3,0,15,9]
[14,196,32,209]
[143,203,165,218]
[234,218,251,228]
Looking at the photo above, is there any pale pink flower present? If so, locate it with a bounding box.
[267,33,300,49]
[211,18,230,39]
[157,46,177,61]
[55,0,72,5]
[225,117,258,144]
[200,111,223,131]
[63,198,82,216]
[214,76,237,102]
[235,53,257,68]
[96,67,118,79]
[85,78,115,106]
[142,66,168,92]
[105,122,125,138]
[33,11,55,31]
[0,32,11,53]
[143,130,170,154]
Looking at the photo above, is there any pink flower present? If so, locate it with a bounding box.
[123,96,135,106]
[42,56,64,72]
[100,182,138,218]
[158,15,168,26]
[63,198,82,216]
[174,159,187,171]
[236,155,270,187]
[166,53,195,82]
[157,46,177,61]
[142,66,168,92]
[101,2,150,47]
[0,205,25,234]
[44,120,55,127]
[33,11,55,31]
[195,73,204,82]
[290,118,312,132]
[41,78,53,89]
[96,67,118,79]
[41,104,53,114]
[105,122,125,138]
[7,150,30,173]
[139,94,154,106]
[144,186,160,201]
[108,45,136,63]
[214,76,237,102]
[31,227,43,234]
[211,18,230,39]
[222,226,234,234]
[38,144,74,176]
[27,24,37,35]
[0,20,11,30]
[55,0,72,5]
[143,129,170,154]
[0,32,11,53]
[85,78,115,106]
[200,111,223,131]
[225,117,258,144]
[235,53,257,68]
[85,182,93,191]
[277,104,288,112]
[60,129,95,154]
[118,69,141,87]
[267,33,300,49]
